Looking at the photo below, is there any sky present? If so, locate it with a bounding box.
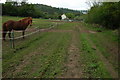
[0,0,90,10]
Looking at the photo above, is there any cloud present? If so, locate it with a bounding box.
[0,0,90,10]
[28,0,90,10]
[0,0,6,3]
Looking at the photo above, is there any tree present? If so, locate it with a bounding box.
[84,2,120,29]
[66,13,75,19]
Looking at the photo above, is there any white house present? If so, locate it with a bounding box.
[61,14,67,20]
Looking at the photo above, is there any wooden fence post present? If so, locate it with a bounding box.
[10,31,15,49]
[12,30,15,49]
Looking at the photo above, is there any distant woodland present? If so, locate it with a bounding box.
[2,1,82,19]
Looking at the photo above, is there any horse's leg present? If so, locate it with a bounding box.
[3,30,7,41]
[22,30,25,39]
[8,31,11,39]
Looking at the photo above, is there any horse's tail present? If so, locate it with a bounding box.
[2,23,7,40]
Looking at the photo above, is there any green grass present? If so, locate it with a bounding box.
[2,16,73,78]
[53,22,76,30]
[28,33,71,78]
[2,16,118,78]
[3,32,71,78]
[80,22,118,71]
[87,33,118,71]
[81,22,119,43]
[3,32,50,75]
[32,18,56,29]
[78,33,111,78]
[78,22,118,75]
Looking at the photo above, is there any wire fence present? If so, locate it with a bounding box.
[0,24,56,40]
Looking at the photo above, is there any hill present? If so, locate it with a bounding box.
[2,1,82,19]
[34,4,82,19]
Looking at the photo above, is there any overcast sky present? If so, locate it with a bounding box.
[0,0,90,10]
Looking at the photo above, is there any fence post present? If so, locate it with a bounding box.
[10,31,15,49]
[12,30,15,49]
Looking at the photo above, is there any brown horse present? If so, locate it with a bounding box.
[2,17,32,40]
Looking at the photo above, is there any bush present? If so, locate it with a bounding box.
[84,2,120,29]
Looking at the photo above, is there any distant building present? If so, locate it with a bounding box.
[61,14,67,20]
[80,10,88,14]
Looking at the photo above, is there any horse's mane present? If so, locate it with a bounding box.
[19,17,32,22]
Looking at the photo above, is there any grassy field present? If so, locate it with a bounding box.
[2,16,118,78]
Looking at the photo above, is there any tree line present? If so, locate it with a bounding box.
[84,2,120,29]
[2,1,82,19]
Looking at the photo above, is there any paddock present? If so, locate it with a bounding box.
[2,16,118,78]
